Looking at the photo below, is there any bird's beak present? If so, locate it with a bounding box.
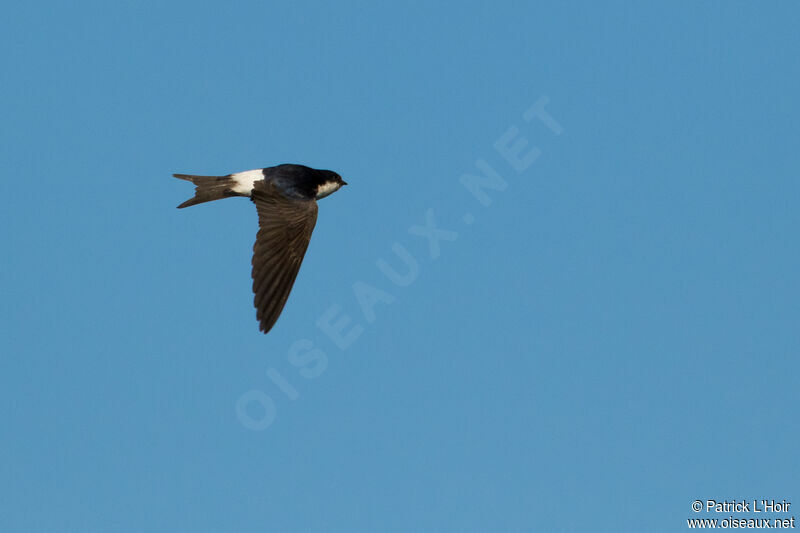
[342,180,348,186]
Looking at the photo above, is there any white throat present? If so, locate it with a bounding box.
[316,180,341,199]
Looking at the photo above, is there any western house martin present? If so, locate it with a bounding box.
[173,164,347,333]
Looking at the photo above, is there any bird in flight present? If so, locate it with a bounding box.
[173,164,347,333]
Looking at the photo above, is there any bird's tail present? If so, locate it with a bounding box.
[173,174,238,208]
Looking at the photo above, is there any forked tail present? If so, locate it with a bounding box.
[173,174,239,208]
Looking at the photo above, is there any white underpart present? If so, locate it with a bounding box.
[230,169,263,195]
[316,180,341,199]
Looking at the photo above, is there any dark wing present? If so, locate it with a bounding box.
[251,181,318,333]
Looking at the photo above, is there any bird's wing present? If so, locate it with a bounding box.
[250,181,319,333]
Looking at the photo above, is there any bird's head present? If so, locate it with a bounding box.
[315,170,347,199]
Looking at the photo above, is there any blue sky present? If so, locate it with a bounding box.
[1,2,799,532]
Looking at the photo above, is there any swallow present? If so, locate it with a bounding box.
[173,164,347,333]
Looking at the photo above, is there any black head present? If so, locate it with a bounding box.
[266,164,347,198]
[318,169,347,186]
[314,169,347,199]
